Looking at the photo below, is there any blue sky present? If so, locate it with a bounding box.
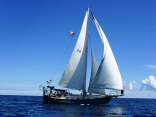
[0,0,156,98]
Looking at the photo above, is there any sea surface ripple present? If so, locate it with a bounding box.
[0,95,156,117]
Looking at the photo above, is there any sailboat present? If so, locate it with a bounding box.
[41,8,124,104]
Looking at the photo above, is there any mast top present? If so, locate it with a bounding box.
[87,4,91,10]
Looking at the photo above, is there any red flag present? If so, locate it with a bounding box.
[69,31,75,37]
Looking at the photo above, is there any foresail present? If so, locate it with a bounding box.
[58,9,89,91]
[91,14,123,90]
[88,44,106,95]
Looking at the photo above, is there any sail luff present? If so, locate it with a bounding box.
[91,14,123,90]
[58,8,89,90]
[88,44,106,95]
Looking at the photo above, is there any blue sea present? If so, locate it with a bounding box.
[0,95,156,117]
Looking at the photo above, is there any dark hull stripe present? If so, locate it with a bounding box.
[43,96,112,104]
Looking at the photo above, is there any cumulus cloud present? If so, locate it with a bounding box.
[123,81,137,92]
[140,76,156,92]
[129,81,137,92]
[145,65,156,69]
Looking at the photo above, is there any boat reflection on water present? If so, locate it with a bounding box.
[52,104,124,116]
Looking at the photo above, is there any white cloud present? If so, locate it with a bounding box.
[122,76,156,98]
[145,65,156,69]
[140,75,156,92]
[123,81,137,92]
[129,81,137,92]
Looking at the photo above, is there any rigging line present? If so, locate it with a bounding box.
[74,7,89,34]
[51,37,73,80]
[74,11,85,34]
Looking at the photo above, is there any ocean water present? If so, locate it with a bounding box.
[0,95,156,117]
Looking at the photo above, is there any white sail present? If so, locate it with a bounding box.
[92,14,123,90]
[58,9,89,90]
[88,44,106,95]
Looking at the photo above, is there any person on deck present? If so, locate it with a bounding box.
[121,86,125,95]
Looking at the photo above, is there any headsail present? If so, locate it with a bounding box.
[88,44,106,95]
[91,13,123,90]
[58,8,89,91]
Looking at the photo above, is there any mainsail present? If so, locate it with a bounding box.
[88,44,106,95]
[58,8,89,91]
[91,13,123,90]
